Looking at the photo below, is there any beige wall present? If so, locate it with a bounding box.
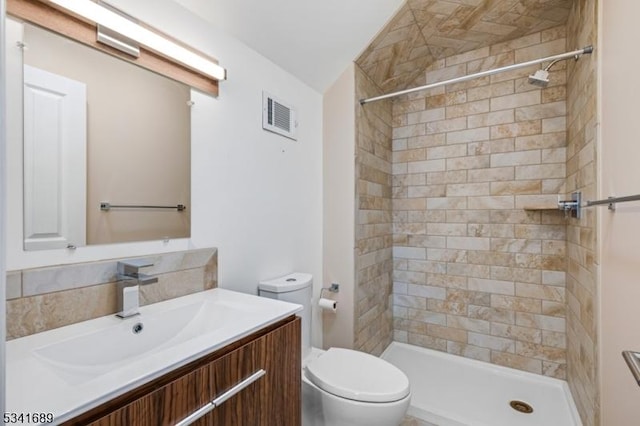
[354,65,394,355]
[322,64,356,350]
[23,24,190,245]
[600,0,640,424]
[391,28,569,378]
[565,0,599,424]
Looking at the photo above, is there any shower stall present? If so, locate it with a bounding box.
[323,1,599,424]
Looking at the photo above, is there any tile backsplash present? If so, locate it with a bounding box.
[6,248,217,339]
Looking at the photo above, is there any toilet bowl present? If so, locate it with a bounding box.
[259,273,410,426]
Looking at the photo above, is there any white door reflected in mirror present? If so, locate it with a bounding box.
[23,65,87,250]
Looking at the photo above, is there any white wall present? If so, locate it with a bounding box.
[322,64,355,349]
[599,1,640,424]
[5,0,323,345]
[1,0,7,414]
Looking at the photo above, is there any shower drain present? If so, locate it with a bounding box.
[509,400,534,414]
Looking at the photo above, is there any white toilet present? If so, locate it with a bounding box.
[259,273,410,426]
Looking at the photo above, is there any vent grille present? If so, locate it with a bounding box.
[263,92,297,140]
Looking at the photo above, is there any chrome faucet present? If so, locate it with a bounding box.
[116,258,158,318]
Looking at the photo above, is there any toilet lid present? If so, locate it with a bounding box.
[305,348,410,403]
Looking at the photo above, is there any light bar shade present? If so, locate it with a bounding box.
[49,0,226,81]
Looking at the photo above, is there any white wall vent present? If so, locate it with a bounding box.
[263,91,297,140]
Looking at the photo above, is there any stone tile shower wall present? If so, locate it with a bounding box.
[391,28,569,378]
[354,65,394,355]
[565,0,599,424]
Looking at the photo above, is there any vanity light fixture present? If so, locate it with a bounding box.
[48,0,227,81]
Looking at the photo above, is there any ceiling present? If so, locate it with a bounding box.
[173,0,574,94]
[356,0,575,92]
[173,0,405,93]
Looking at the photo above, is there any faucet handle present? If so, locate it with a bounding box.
[117,258,154,275]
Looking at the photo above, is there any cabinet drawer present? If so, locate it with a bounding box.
[79,317,300,426]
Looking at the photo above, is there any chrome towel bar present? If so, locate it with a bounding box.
[100,202,186,212]
[558,191,640,218]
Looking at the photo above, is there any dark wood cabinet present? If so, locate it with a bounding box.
[63,316,301,426]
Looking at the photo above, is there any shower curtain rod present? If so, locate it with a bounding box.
[359,46,594,105]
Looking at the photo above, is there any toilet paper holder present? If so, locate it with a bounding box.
[320,283,340,298]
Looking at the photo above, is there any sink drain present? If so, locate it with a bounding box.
[132,322,144,334]
[509,400,533,414]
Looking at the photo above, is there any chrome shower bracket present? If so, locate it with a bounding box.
[558,191,582,219]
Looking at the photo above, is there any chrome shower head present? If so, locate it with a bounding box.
[528,69,550,87]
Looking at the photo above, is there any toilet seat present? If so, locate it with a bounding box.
[305,347,410,403]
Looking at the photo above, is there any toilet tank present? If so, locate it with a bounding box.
[259,272,312,358]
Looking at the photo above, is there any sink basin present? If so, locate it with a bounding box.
[34,301,207,369]
[31,294,272,384]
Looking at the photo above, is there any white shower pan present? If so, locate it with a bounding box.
[382,342,582,426]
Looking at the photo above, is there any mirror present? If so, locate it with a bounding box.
[19,22,191,250]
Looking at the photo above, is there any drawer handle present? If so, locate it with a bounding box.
[175,369,266,426]
[212,369,266,406]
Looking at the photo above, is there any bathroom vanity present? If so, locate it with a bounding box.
[6,289,302,425]
[68,316,300,425]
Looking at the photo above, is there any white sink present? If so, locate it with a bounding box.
[32,295,271,383]
[6,288,302,423]
[34,301,207,369]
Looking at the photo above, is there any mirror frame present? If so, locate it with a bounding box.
[7,0,219,96]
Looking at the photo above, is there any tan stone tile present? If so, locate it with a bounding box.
[447,341,491,362]
[515,163,566,180]
[516,312,565,332]
[426,117,468,134]
[7,283,116,339]
[515,131,566,150]
[407,108,446,124]
[467,195,515,209]
[491,294,542,313]
[408,133,447,149]
[467,110,515,129]
[425,170,466,185]
[469,332,515,352]
[491,322,542,344]
[446,99,490,119]
[426,144,468,160]
[447,155,491,171]
[468,166,515,182]
[408,332,448,351]
[428,299,468,316]
[469,305,515,325]
[491,91,541,111]
[491,352,542,374]
[491,180,541,195]
[515,283,565,302]
[447,127,491,144]
[542,361,566,379]
[516,341,565,363]
[427,324,468,342]
[446,182,490,196]
[447,315,490,334]
[542,85,567,103]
